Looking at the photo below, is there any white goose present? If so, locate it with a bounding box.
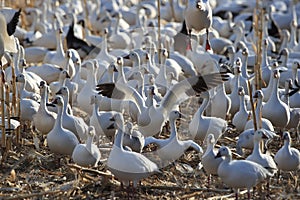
[184,0,213,51]
[15,73,41,102]
[246,130,277,176]
[33,81,57,135]
[262,69,290,129]
[244,90,274,132]
[77,60,97,116]
[123,121,145,153]
[56,86,88,142]
[189,91,228,143]
[72,126,101,167]
[144,111,202,168]
[201,133,224,185]
[89,94,118,143]
[107,113,160,187]
[47,96,79,155]
[232,86,250,132]
[216,146,272,200]
[274,131,300,172]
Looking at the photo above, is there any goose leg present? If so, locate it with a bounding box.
[205,29,211,51]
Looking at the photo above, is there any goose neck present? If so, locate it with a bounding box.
[169,118,177,139]
[252,139,262,157]
[114,128,124,150]
[62,96,69,115]
[199,97,209,118]
[270,77,280,101]
[54,105,63,130]
[56,31,64,57]
[261,46,269,68]
[292,68,298,84]
[241,55,249,78]
[86,134,94,153]
[239,95,247,112]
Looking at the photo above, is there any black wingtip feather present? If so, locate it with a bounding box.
[7,9,21,36]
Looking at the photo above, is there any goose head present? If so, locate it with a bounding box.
[125,121,133,134]
[15,73,26,83]
[272,69,280,79]
[116,56,124,69]
[206,133,216,145]
[169,110,183,122]
[59,70,70,80]
[110,113,124,130]
[52,95,64,107]
[254,129,268,141]
[242,47,249,57]
[148,85,156,97]
[253,90,264,100]
[56,86,69,97]
[291,61,300,70]
[282,131,291,144]
[233,65,241,75]
[215,146,231,158]
[87,126,96,138]
[237,86,245,96]
[108,62,117,73]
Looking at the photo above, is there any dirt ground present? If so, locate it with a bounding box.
[0,98,299,200]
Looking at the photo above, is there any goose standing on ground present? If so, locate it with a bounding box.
[184,0,212,51]
[33,81,57,135]
[89,94,118,144]
[244,90,274,132]
[216,146,272,200]
[144,111,203,168]
[107,113,160,187]
[201,133,224,186]
[262,69,290,129]
[189,91,228,143]
[72,126,101,167]
[77,60,97,116]
[47,96,79,156]
[232,86,249,132]
[56,86,88,141]
[246,129,277,192]
[274,131,300,172]
[123,121,145,153]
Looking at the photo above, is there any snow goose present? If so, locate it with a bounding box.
[201,133,224,185]
[262,69,290,129]
[228,66,241,117]
[216,146,272,200]
[107,113,160,187]
[33,81,57,135]
[98,72,229,137]
[244,90,274,132]
[15,73,41,102]
[47,95,79,155]
[43,27,65,67]
[144,111,202,168]
[56,86,88,141]
[123,121,145,153]
[173,20,189,56]
[232,86,250,132]
[189,91,228,143]
[49,70,70,98]
[246,129,277,176]
[184,0,213,51]
[94,28,115,65]
[107,13,131,50]
[206,83,231,120]
[274,131,300,172]
[89,94,118,144]
[72,126,101,167]
[71,57,86,92]
[77,60,97,116]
